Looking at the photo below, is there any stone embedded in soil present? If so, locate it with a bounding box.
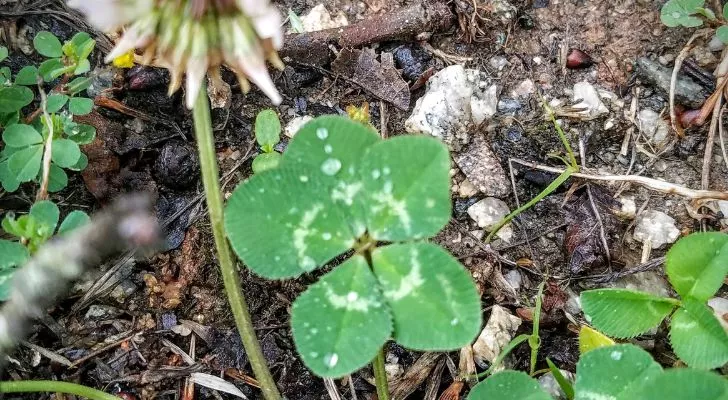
[467,197,513,242]
[708,297,728,331]
[634,57,710,109]
[633,210,680,249]
[637,109,670,149]
[296,4,348,32]
[393,44,434,81]
[405,65,498,151]
[454,135,510,197]
[485,0,518,25]
[572,81,609,119]
[612,271,672,299]
[539,370,575,398]
[472,305,522,368]
[154,141,200,190]
[285,116,314,138]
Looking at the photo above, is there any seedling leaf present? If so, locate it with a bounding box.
[639,368,728,399]
[251,152,281,174]
[0,46,7,63]
[38,59,64,81]
[292,255,391,377]
[33,31,63,58]
[574,344,662,400]
[665,232,728,301]
[281,116,380,236]
[0,161,20,192]
[46,93,69,113]
[468,371,551,400]
[0,269,15,301]
[30,200,60,231]
[578,325,615,354]
[14,66,39,85]
[225,166,356,279]
[8,144,42,182]
[360,136,451,241]
[2,124,43,148]
[372,242,481,350]
[69,97,93,115]
[660,0,705,27]
[0,239,28,269]
[47,164,68,192]
[670,298,728,369]
[0,86,34,113]
[580,289,677,338]
[58,210,90,235]
[255,109,281,150]
[51,138,81,168]
[716,26,728,44]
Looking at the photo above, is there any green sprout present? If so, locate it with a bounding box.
[251,109,283,173]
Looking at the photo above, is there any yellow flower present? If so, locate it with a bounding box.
[69,0,283,108]
[112,50,135,68]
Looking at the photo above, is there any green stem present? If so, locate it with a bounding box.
[192,86,281,400]
[372,347,390,400]
[529,281,546,376]
[0,380,121,400]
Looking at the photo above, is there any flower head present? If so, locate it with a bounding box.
[69,0,283,108]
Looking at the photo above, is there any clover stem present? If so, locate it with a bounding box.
[0,380,122,400]
[192,85,281,400]
[372,346,390,400]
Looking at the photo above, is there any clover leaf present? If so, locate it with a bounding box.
[661,0,705,27]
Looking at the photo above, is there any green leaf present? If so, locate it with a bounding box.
[546,358,575,400]
[2,124,43,148]
[224,166,356,279]
[288,9,305,33]
[73,59,90,75]
[70,32,91,52]
[372,242,481,350]
[0,67,10,85]
[51,138,81,168]
[0,160,20,192]
[14,66,39,85]
[251,152,281,173]
[0,239,29,269]
[38,58,63,81]
[281,116,380,236]
[660,0,705,27]
[67,76,92,95]
[360,136,451,241]
[291,255,391,377]
[255,109,281,149]
[574,344,662,400]
[670,298,728,369]
[694,7,716,19]
[0,111,19,128]
[716,26,728,44]
[58,210,89,235]
[0,46,7,63]
[67,152,88,171]
[580,289,677,338]
[639,369,728,399]
[666,232,728,301]
[0,269,16,301]
[68,97,93,115]
[8,144,42,182]
[468,371,551,400]
[0,86,34,113]
[76,38,96,62]
[47,164,68,192]
[46,93,69,113]
[723,2,728,19]
[33,31,63,57]
[579,325,615,354]
[65,123,96,145]
[30,200,60,231]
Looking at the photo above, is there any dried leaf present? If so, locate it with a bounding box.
[190,373,249,399]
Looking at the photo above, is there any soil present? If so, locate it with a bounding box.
[1,0,727,399]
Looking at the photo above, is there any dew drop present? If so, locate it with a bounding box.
[383,181,393,193]
[347,291,359,302]
[324,353,339,368]
[324,144,333,154]
[300,175,309,182]
[311,328,318,334]
[310,352,319,358]
[322,232,332,240]
[258,188,265,193]
[321,158,342,175]
[671,11,682,19]
[301,256,316,271]
[610,350,622,361]
[316,127,329,139]
[382,167,391,175]
[450,318,459,326]
[371,169,381,179]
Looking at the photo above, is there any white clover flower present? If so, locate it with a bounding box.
[69,0,283,108]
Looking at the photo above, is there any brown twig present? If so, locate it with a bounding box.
[703,48,728,190]
[0,195,159,370]
[35,80,53,202]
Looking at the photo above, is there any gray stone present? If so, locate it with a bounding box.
[539,370,575,399]
[467,197,513,242]
[472,305,522,368]
[634,58,710,109]
[454,135,510,197]
[637,109,670,149]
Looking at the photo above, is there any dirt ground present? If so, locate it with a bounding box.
[1,0,726,399]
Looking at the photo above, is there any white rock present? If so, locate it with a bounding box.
[298,4,348,32]
[504,269,522,291]
[511,79,534,98]
[284,116,314,138]
[539,370,575,398]
[709,36,725,52]
[405,65,497,150]
[633,210,680,248]
[489,56,510,71]
[637,109,670,148]
[612,271,672,299]
[385,363,403,379]
[616,195,636,219]
[708,297,728,331]
[572,81,609,118]
[467,197,513,242]
[718,200,728,225]
[457,178,479,197]
[472,305,522,367]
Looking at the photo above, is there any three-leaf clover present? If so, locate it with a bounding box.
[224,116,482,377]
[580,232,728,369]
[661,0,706,27]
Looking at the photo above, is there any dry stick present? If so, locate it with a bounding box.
[669,29,712,136]
[703,48,728,190]
[511,158,728,201]
[35,80,53,202]
[719,105,728,173]
[0,195,158,369]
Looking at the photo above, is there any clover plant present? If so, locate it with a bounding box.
[224,116,482,378]
[0,200,88,300]
[467,344,728,399]
[580,232,728,369]
[251,109,282,174]
[661,0,728,44]
[0,31,96,193]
